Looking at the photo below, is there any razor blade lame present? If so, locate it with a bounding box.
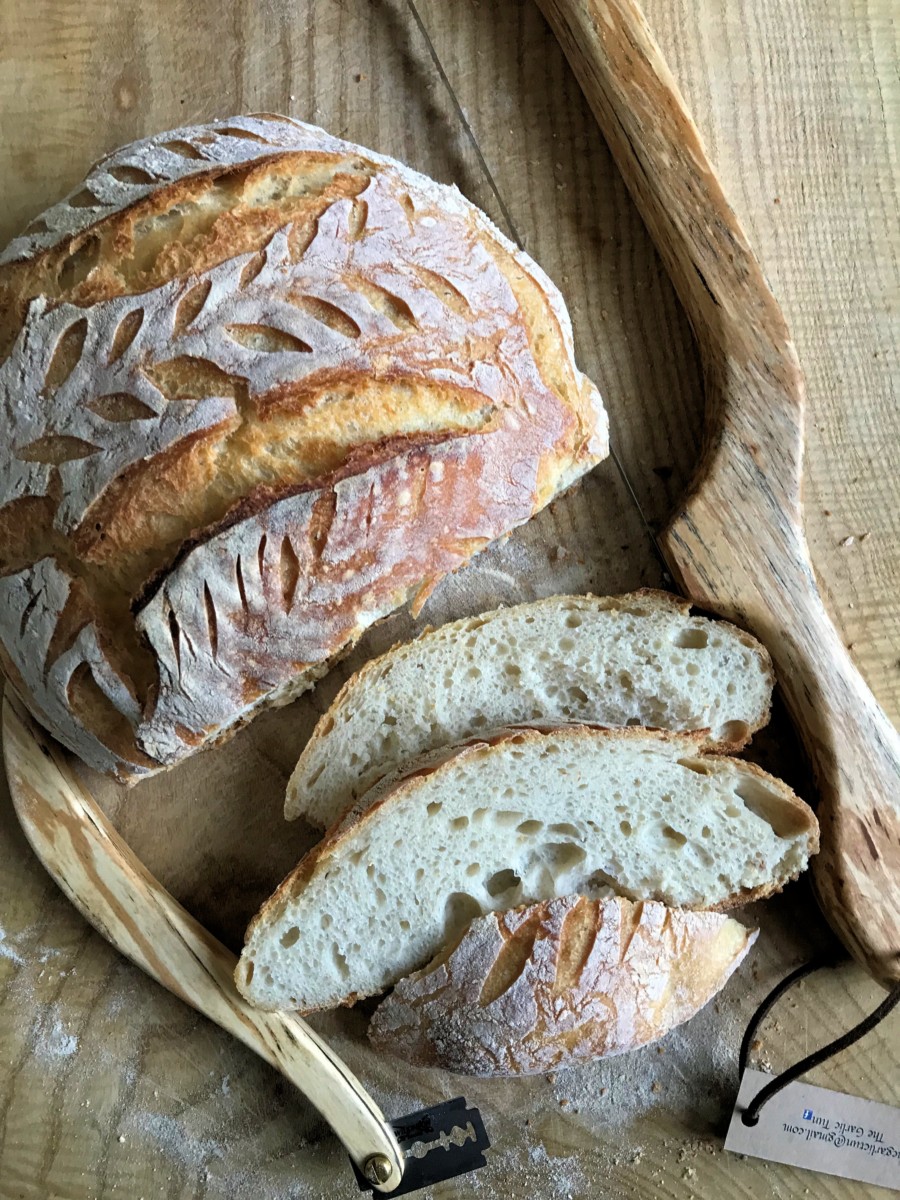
[352,1097,490,1196]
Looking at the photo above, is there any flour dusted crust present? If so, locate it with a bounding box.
[368,896,757,1075]
[0,115,607,780]
[0,117,358,267]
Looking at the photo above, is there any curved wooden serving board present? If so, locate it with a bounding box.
[538,0,900,986]
[1,692,404,1191]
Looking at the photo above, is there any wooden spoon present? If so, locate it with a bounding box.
[537,0,900,985]
[1,691,405,1192]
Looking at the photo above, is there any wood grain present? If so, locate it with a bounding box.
[1,695,404,1189]
[534,0,900,985]
[639,0,900,727]
[0,0,897,1197]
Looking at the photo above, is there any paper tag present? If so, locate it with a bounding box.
[725,1069,900,1191]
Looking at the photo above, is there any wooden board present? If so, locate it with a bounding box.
[0,1,897,1197]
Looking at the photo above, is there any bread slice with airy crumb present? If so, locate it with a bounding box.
[368,896,757,1075]
[286,591,773,827]
[237,725,817,1013]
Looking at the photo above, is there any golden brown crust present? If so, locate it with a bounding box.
[0,149,374,353]
[131,428,465,611]
[0,115,607,779]
[368,896,757,1075]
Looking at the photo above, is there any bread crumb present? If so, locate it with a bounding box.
[651,1081,662,1094]
[839,535,855,547]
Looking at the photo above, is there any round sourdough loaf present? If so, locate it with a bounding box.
[0,114,607,781]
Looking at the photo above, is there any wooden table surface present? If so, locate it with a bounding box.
[0,2,897,1198]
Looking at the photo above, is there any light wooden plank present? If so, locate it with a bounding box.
[641,0,900,727]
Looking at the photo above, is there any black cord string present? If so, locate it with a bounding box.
[739,955,900,1127]
[738,955,839,1078]
[403,0,523,248]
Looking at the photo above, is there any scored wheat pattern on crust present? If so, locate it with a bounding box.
[1,171,536,533]
[369,896,757,1075]
[0,557,138,775]
[0,117,606,778]
[0,114,356,266]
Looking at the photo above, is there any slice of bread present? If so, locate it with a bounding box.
[237,726,816,1013]
[286,591,773,827]
[368,896,757,1075]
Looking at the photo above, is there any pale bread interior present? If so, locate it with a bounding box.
[238,726,816,1012]
[287,591,773,826]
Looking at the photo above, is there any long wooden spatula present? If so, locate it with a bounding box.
[537,0,900,986]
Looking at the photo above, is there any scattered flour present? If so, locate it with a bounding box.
[33,1004,79,1061]
[1,923,80,1062]
[121,1107,324,1200]
[123,1111,225,1170]
[488,1140,589,1198]
[0,926,25,966]
[105,990,127,1017]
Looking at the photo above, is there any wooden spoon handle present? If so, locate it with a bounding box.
[1,692,404,1190]
[537,0,900,984]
